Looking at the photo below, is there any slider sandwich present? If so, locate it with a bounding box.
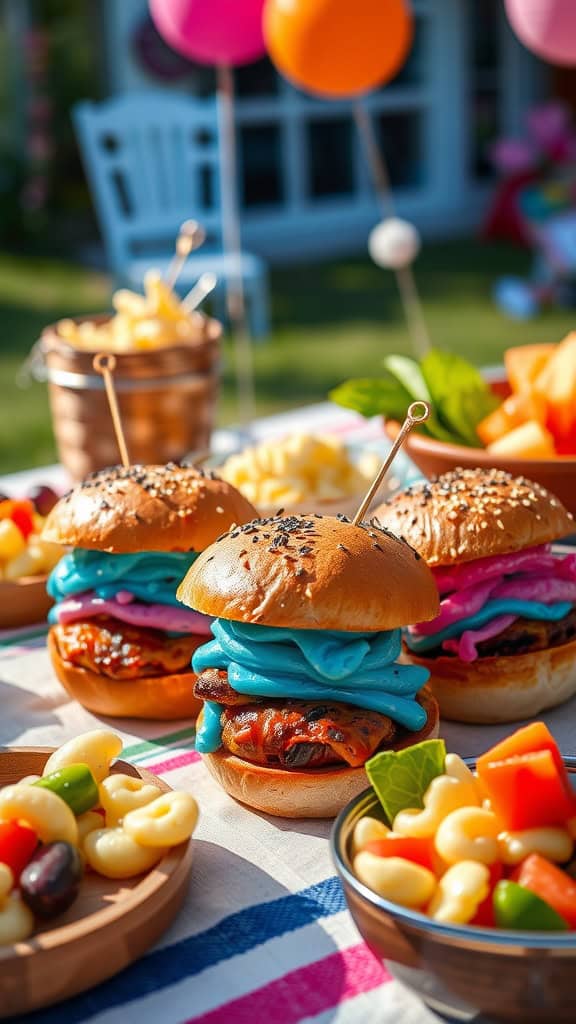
[43,464,256,719]
[177,512,440,817]
[377,467,576,723]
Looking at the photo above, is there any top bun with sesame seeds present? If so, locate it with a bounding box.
[176,512,439,630]
[374,467,574,568]
[42,464,258,554]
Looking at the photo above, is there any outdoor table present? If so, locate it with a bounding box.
[2,403,575,1024]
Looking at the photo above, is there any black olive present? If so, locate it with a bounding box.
[20,842,83,918]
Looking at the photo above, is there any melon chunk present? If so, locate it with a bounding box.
[504,343,556,394]
[477,393,546,446]
[533,332,576,447]
[486,420,556,459]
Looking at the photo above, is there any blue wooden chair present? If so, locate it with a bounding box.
[73,92,270,338]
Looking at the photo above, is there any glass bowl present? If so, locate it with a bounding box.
[331,758,576,1023]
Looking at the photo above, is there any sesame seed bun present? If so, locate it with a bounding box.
[177,513,439,631]
[198,687,439,818]
[47,627,202,720]
[42,464,257,554]
[375,468,574,567]
[404,639,576,724]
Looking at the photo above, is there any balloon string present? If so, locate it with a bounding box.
[353,100,431,359]
[217,63,256,436]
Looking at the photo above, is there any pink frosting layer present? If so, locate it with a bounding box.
[53,592,213,635]
[416,556,576,637]
[409,547,576,661]
[442,615,517,662]
[433,545,554,595]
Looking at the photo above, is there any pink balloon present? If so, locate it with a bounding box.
[505,0,576,66]
[149,0,266,67]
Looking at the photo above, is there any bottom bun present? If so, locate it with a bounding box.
[404,637,576,724]
[48,628,202,720]
[200,687,439,819]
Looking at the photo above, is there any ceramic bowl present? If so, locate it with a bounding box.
[331,760,576,1024]
[0,577,52,629]
[384,375,576,518]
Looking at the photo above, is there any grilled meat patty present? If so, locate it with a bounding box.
[194,668,396,768]
[422,606,576,660]
[53,616,199,679]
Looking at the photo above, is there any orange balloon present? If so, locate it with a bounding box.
[263,0,413,99]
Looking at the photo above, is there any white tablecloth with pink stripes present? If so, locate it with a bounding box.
[2,403,574,1024]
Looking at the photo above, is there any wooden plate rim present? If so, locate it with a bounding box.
[0,747,193,962]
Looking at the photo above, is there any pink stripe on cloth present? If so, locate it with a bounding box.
[146,749,201,774]
[187,942,390,1024]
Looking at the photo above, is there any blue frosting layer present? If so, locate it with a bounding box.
[193,619,430,753]
[405,599,573,654]
[48,549,199,613]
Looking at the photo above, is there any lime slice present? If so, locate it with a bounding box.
[365,739,446,824]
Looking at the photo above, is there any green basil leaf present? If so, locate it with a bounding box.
[382,355,431,403]
[329,376,413,421]
[421,349,499,447]
[381,354,457,443]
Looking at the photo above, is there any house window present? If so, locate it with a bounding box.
[375,111,424,188]
[229,3,433,220]
[240,123,284,207]
[469,0,501,180]
[307,117,354,198]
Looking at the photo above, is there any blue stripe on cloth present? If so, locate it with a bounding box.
[16,876,346,1024]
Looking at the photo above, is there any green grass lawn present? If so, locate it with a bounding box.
[1,237,575,474]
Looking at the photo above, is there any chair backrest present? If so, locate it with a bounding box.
[74,92,224,274]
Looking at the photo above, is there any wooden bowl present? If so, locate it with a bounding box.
[384,375,576,517]
[0,577,53,630]
[332,764,576,1024]
[0,748,193,1017]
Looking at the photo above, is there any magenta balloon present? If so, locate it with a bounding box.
[149,0,266,67]
[505,0,576,66]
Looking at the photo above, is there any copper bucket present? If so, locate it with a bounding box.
[39,314,221,480]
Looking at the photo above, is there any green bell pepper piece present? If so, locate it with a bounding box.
[33,764,99,816]
[494,880,569,932]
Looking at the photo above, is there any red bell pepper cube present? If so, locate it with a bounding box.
[364,835,436,872]
[476,722,565,777]
[9,501,35,540]
[0,820,38,880]
[477,749,576,831]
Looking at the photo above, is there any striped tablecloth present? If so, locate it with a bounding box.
[2,403,575,1024]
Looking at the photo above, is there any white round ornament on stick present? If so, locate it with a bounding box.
[369,217,421,270]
